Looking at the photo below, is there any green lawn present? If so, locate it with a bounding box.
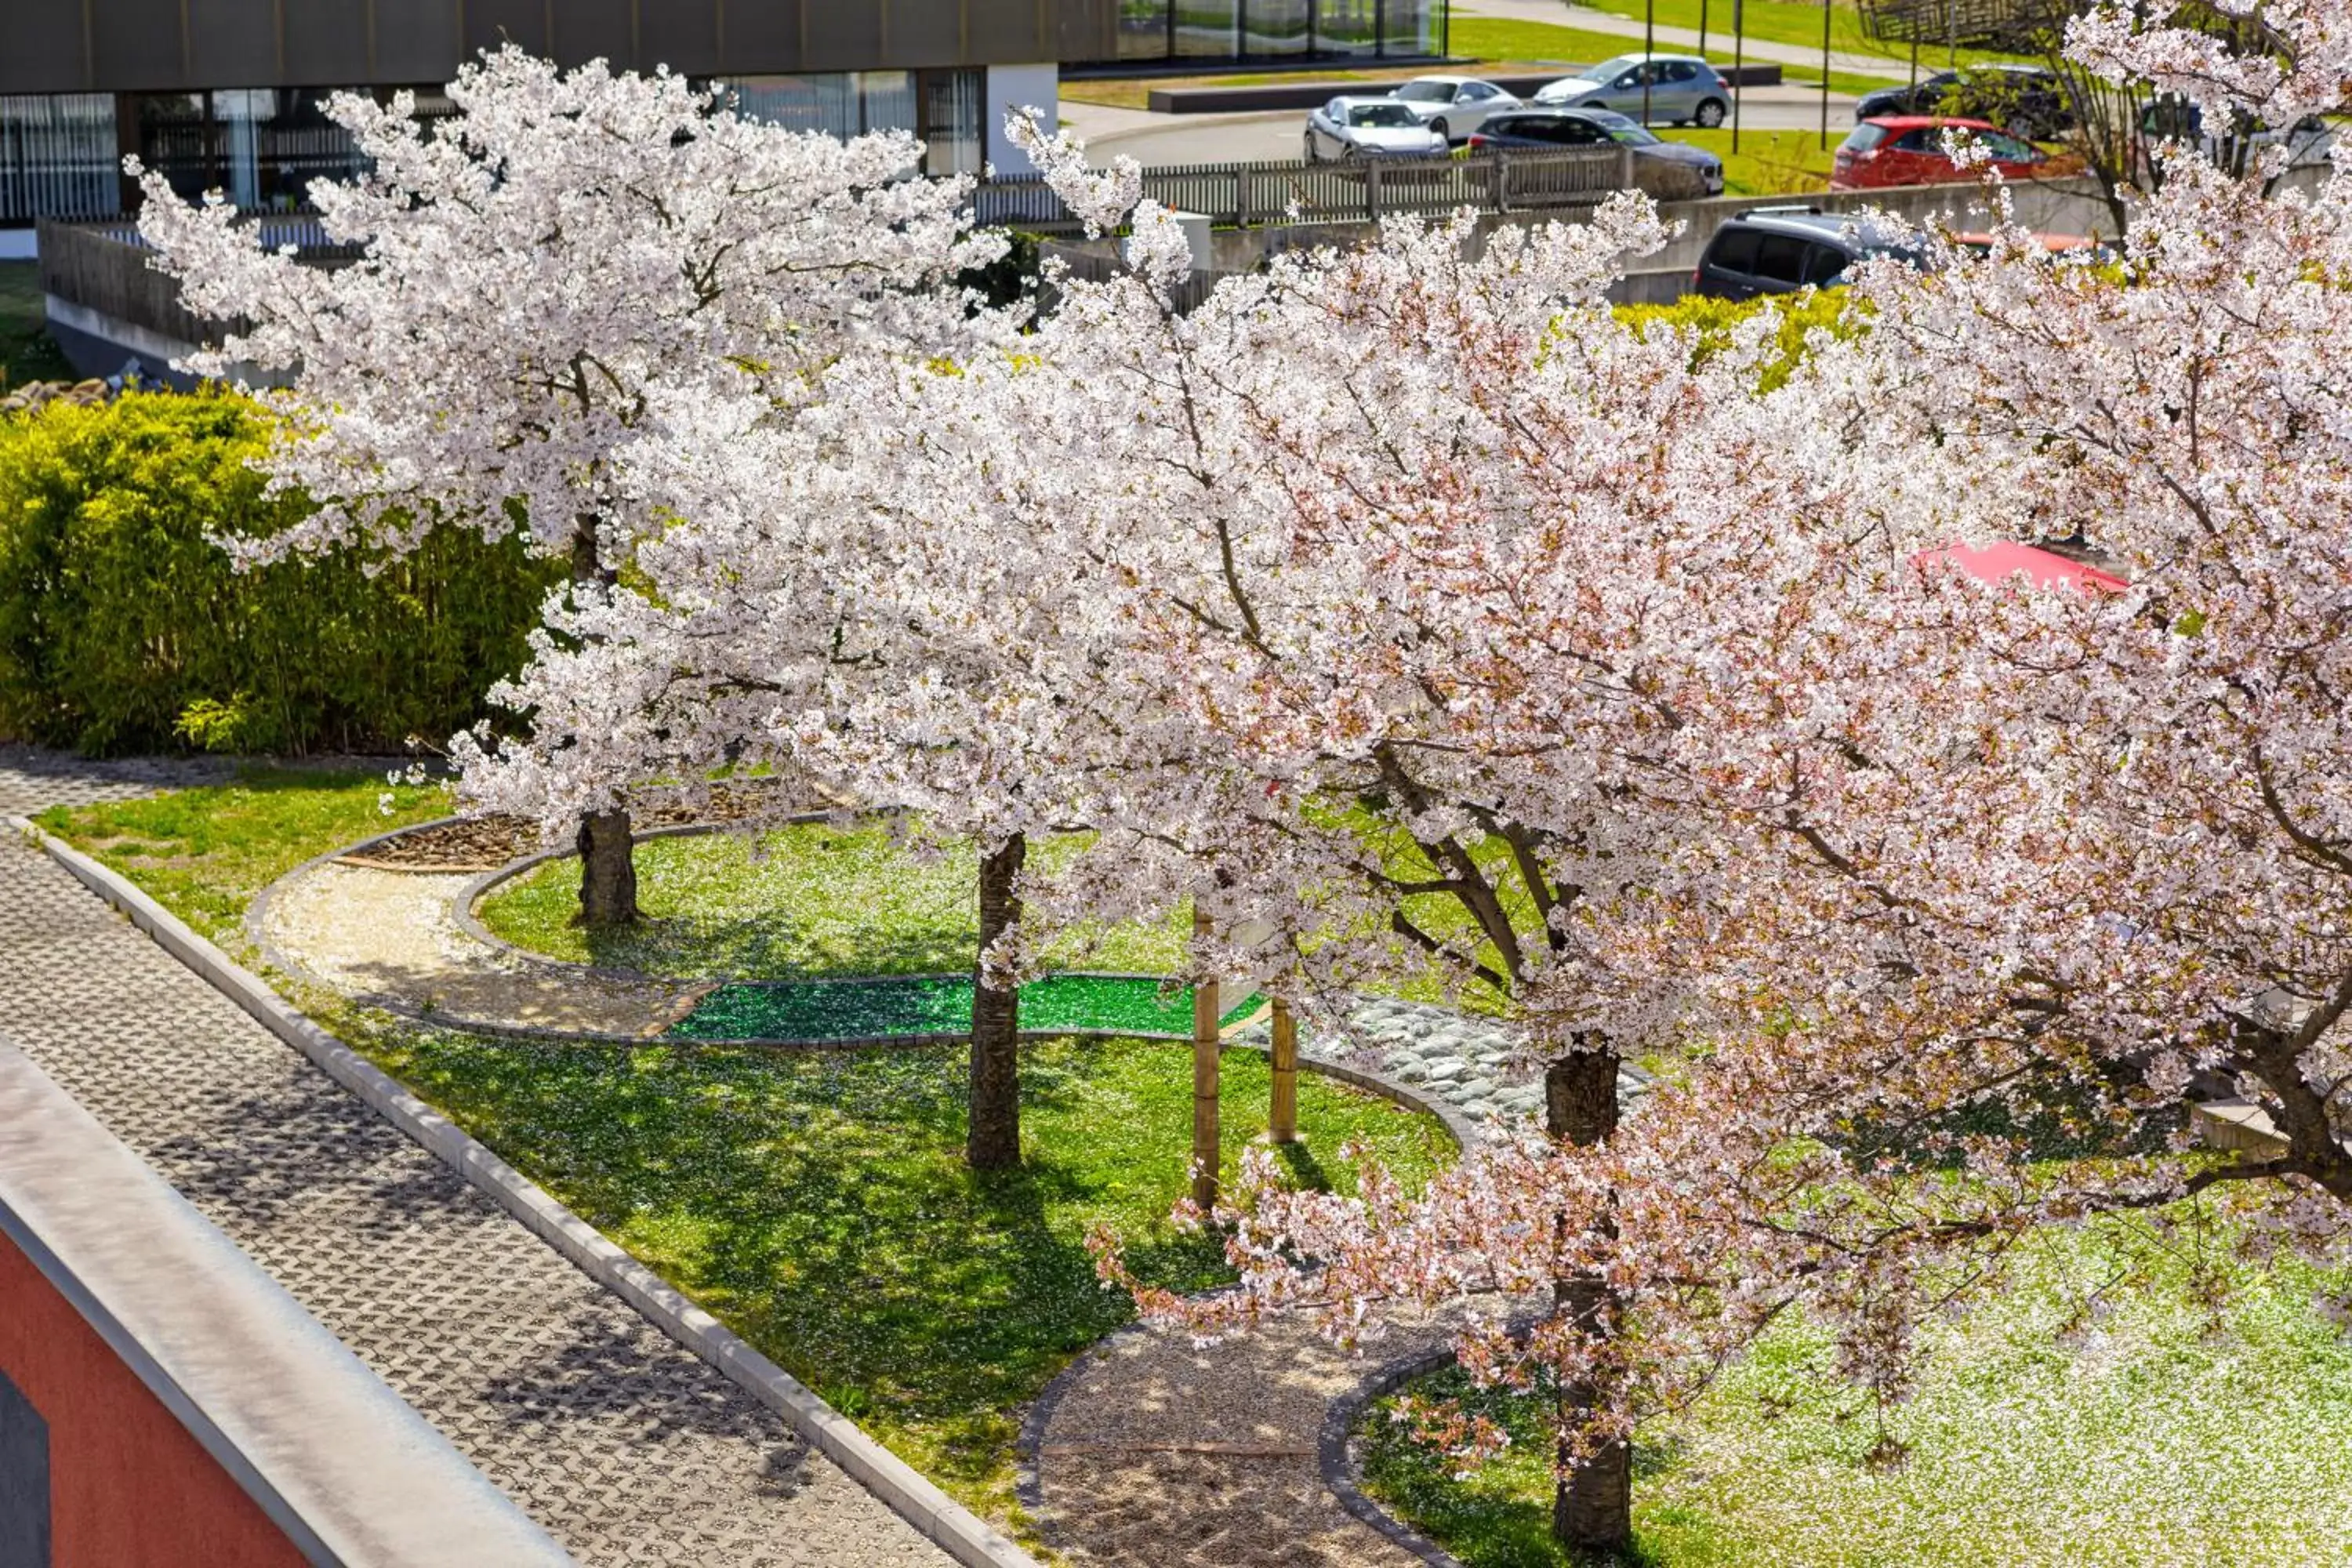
[1662,125,1844,194]
[371,1025,1454,1530]
[477,819,1192,978]
[0,261,75,390]
[1360,1217,2352,1566]
[1459,7,2023,82]
[36,765,453,954]
[40,770,1457,1541]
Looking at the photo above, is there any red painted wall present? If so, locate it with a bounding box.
[0,1229,310,1568]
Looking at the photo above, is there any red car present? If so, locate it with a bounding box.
[1831,115,2076,191]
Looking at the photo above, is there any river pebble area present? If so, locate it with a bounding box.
[1228,996,1650,1133]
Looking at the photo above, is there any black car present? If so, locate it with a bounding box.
[1691,208,1923,299]
[1853,64,2072,140]
[1469,107,1725,198]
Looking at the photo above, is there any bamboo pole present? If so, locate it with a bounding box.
[1269,1000,1299,1145]
[1192,909,1221,1211]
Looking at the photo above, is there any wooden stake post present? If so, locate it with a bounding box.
[1269,1000,1299,1144]
[1192,909,1221,1211]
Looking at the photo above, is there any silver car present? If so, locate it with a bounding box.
[1388,75,1522,144]
[1535,53,1732,128]
[1305,96,1450,161]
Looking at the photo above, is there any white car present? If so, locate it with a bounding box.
[1387,75,1521,144]
[1305,96,1450,161]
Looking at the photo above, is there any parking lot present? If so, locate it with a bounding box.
[1068,85,1860,167]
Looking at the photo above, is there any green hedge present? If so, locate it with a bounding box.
[0,391,560,756]
[1617,288,1870,391]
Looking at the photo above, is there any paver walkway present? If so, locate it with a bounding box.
[0,778,949,1565]
[1029,1308,1466,1566]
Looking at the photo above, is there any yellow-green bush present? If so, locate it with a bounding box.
[0,390,561,755]
[1616,288,1870,391]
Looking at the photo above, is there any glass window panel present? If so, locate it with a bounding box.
[1246,0,1312,56]
[725,75,858,139]
[924,70,982,176]
[1119,0,1173,60]
[855,71,918,138]
[1316,0,1379,57]
[0,93,120,223]
[136,93,214,206]
[1381,0,1444,57]
[1173,0,1240,58]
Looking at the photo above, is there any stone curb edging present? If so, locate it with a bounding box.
[13,818,1043,1568]
[1316,1344,1473,1568]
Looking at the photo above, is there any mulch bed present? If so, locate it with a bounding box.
[335,778,811,873]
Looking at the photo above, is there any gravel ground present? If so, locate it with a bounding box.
[262,861,697,1036]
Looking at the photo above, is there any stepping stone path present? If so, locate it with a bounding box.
[1230,995,1647,1134]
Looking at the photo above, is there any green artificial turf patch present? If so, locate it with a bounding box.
[672,973,1265,1041]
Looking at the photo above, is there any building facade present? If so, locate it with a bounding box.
[0,1,1449,251]
[1058,0,1447,67]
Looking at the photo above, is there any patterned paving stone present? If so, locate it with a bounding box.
[0,743,234,815]
[0,828,949,1567]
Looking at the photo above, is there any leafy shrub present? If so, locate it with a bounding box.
[1616,287,1870,391]
[0,390,560,755]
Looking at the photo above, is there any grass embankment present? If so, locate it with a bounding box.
[0,261,76,390]
[1360,1218,2352,1566]
[39,768,1458,1537]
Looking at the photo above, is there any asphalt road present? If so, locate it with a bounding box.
[1069,86,1862,168]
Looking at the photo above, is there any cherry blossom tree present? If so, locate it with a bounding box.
[130,46,1004,924]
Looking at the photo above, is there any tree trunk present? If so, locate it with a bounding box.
[967,832,1026,1171]
[572,808,641,928]
[1546,1044,1632,1558]
[568,517,639,929]
[1191,909,1221,1210]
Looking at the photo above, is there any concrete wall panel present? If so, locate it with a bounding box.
[280,0,376,86]
[187,0,282,87]
[0,4,92,96]
[86,0,186,93]
[556,0,644,71]
[374,0,465,82]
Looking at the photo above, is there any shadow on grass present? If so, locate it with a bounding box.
[360,1029,1452,1508]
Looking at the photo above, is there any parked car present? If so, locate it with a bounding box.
[1854,65,2072,140]
[1387,75,1521,143]
[1470,108,1725,198]
[1692,207,1926,299]
[2138,94,2335,174]
[1830,116,2076,191]
[1305,96,1449,161]
[1534,53,1731,128]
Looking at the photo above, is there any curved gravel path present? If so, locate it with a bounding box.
[261,860,701,1036]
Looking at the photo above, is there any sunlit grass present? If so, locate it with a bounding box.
[36,766,451,953]
[477,820,1192,978]
[1360,1217,2352,1565]
[366,1024,1457,1534]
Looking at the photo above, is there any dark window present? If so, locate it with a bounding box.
[1893,127,1943,151]
[1664,61,1699,82]
[1802,242,1849,285]
[1754,232,1809,285]
[1840,123,1887,154]
[1552,118,1606,143]
[1708,227,1762,274]
[0,1368,49,1568]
